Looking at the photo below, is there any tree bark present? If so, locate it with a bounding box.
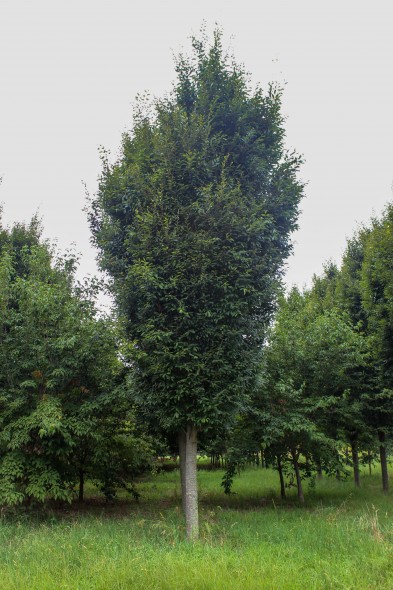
[185,424,199,541]
[178,430,187,512]
[291,449,304,503]
[351,442,360,488]
[261,448,265,469]
[277,456,286,499]
[378,431,389,494]
[367,450,372,476]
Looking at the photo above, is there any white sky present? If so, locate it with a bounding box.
[1,0,392,294]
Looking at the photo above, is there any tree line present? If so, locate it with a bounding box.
[0,216,154,506]
[221,206,393,501]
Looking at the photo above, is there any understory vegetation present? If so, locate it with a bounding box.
[0,467,392,590]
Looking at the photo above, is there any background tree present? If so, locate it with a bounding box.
[360,203,393,493]
[0,216,151,505]
[222,284,369,500]
[89,29,303,539]
[257,290,366,497]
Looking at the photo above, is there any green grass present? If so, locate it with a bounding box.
[0,467,392,589]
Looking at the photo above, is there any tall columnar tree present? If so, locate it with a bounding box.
[360,203,393,493]
[331,220,392,493]
[336,231,370,332]
[89,30,303,539]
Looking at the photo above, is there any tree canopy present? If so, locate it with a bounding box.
[0,216,152,505]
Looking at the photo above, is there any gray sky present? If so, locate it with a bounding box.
[1,0,392,293]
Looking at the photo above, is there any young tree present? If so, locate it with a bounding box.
[333,220,392,493]
[260,290,366,496]
[360,204,393,493]
[89,30,303,539]
[0,217,150,505]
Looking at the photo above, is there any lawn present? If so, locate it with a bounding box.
[0,466,392,589]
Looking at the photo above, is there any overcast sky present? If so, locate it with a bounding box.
[1,0,392,294]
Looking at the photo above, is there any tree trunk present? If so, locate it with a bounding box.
[277,456,286,499]
[351,442,360,488]
[79,469,84,502]
[185,424,198,541]
[291,449,304,503]
[378,431,389,494]
[261,448,265,469]
[345,446,349,464]
[178,430,187,512]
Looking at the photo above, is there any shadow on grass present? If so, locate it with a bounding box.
[1,467,390,526]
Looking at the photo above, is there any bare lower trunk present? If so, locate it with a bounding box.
[277,456,286,499]
[185,424,198,541]
[178,430,187,512]
[261,448,265,469]
[291,450,304,503]
[345,446,349,464]
[378,431,389,494]
[351,442,360,488]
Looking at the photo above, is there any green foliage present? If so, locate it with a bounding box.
[222,283,370,494]
[361,203,393,387]
[0,216,151,505]
[265,290,367,463]
[89,29,303,434]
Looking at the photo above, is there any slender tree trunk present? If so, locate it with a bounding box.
[378,431,389,494]
[178,430,187,512]
[291,449,304,503]
[351,442,360,488]
[345,446,349,464]
[78,469,84,502]
[367,450,372,476]
[261,448,265,469]
[277,456,286,499]
[185,424,198,541]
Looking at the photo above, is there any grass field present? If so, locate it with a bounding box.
[0,466,392,589]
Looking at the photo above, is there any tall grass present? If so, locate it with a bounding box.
[0,466,392,589]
